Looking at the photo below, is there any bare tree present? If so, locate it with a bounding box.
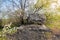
[1,0,44,27]
[7,0,37,25]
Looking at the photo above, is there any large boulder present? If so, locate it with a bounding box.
[6,24,52,40]
[23,13,46,25]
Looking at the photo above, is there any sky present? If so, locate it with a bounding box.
[0,0,37,12]
[0,0,37,18]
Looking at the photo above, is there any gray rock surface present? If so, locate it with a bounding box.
[6,13,60,40]
[23,13,46,24]
[6,24,53,40]
[6,12,60,40]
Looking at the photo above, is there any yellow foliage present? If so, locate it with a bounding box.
[35,0,43,9]
[45,13,60,29]
[34,0,52,9]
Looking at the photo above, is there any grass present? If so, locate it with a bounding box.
[0,27,17,40]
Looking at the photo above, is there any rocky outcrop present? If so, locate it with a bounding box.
[6,13,58,40]
[5,14,60,40]
[23,13,46,25]
[6,24,53,40]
